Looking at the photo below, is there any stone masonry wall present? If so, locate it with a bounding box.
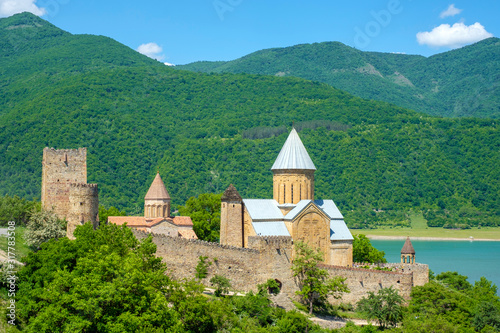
[133,231,296,296]
[320,265,414,304]
[41,147,87,220]
[385,263,429,286]
[67,183,99,239]
[133,230,423,304]
[220,201,243,248]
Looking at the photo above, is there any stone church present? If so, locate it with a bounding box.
[220,128,353,267]
[108,172,197,239]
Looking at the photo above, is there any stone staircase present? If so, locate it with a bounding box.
[269,292,296,311]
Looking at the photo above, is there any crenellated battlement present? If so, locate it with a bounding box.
[319,264,412,276]
[133,229,259,253]
[44,147,87,154]
[247,235,293,251]
[70,183,98,188]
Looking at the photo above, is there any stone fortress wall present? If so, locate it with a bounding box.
[132,229,428,304]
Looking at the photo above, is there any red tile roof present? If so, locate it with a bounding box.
[173,216,193,226]
[108,216,171,227]
[178,229,198,239]
[108,216,148,227]
[108,215,195,239]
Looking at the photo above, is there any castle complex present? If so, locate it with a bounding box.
[41,147,99,239]
[40,132,428,305]
[220,128,353,266]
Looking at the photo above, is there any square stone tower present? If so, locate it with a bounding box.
[41,147,87,220]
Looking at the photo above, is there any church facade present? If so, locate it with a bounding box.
[220,129,353,267]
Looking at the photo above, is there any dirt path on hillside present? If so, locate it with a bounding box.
[310,315,375,329]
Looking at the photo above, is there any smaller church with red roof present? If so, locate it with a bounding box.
[108,172,197,239]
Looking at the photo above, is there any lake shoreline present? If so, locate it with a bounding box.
[365,235,500,242]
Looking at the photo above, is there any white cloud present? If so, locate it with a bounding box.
[137,42,165,61]
[0,0,46,17]
[416,22,493,48]
[440,4,462,19]
[164,62,175,66]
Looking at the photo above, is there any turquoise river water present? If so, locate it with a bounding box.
[371,240,500,291]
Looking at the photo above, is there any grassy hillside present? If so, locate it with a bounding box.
[0,13,498,229]
[178,39,500,119]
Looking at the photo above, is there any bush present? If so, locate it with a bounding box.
[210,274,231,297]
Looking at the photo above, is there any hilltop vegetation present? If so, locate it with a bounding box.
[179,39,500,119]
[0,13,498,229]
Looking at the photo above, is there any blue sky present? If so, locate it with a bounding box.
[1,0,498,65]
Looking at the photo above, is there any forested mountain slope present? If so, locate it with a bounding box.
[1,13,498,228]
[179,39,500,119]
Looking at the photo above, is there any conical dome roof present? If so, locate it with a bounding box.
[401,236,415,254]
[145,172,170,200]
[221,184,242,202]
[271,128,316,171]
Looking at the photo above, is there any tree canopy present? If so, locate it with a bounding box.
[12,223,333,332]
[23,209,66,249]
[352,234,387,263]
[292,241,349,314]
[178,193,222,242]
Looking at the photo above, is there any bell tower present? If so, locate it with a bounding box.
[401,236,416,264]
[271,128,316,205]
[220,184,243,247]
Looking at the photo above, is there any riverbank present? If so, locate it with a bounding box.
[350,226,500,241]
[363,235,500,241]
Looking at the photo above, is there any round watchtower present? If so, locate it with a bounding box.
[68,183,99,239]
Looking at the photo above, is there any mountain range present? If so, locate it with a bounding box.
[178,38,500,119]
[0,12,498,228]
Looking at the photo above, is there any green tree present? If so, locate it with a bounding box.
[179,193,222,242]
[408,281,473,329]
[436,271,472,291]
[292,241,349,314]
[356,286,405,328]
[195,255,212,280]
[210,274,231,297]
[258,279,281,295]
[16,223,181,332]
[98,205,126,225]
[23,209,66,249]
[0,195,39,227]
[473,301,500,332]
[352,234,387,263]
[272,310,316,333]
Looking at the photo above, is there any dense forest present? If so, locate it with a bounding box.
[0,13,499,229]
[178,38,500,119]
